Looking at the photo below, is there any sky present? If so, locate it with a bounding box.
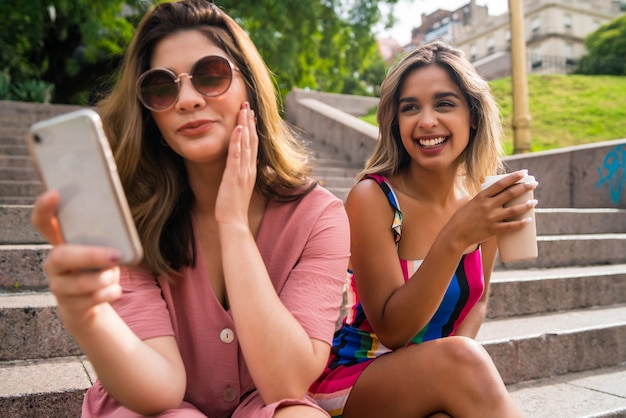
[376,0,510,45]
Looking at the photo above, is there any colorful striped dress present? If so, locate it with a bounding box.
[309,174,485,417]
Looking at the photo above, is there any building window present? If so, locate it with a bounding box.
[470,44,477,61]
[531,16,541,35]
[487,36,495,54]
[564,14,572,30]
[592,20,600,31]
[531,47,542,69]
[565,43,576,66]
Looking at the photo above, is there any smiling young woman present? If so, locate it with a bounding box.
[309,40,534,418]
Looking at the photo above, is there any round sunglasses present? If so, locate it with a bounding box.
[136,55,238,112]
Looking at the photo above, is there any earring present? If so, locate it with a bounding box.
[160,136,168,147]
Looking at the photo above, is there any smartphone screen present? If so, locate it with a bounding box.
[26,109,143,265]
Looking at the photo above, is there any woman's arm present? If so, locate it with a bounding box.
[347,172,536,349]
[215,105,349,404]
[32,191,186,415]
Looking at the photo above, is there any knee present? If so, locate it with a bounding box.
[437,337,507,398]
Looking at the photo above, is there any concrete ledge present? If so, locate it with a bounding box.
[285,88,379,118]
[289,97,378,167]
[503,138,626,208]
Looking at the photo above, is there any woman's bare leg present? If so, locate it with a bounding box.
[342,336,522,418]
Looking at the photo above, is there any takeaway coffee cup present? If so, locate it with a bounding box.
[481,172,538,263]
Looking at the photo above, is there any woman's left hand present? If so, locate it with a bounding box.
[215,101,258,226]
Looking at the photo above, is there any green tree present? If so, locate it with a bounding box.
[0,0,146,104]
[575,13,626,75]
[0,0,399,104]
[215,0,398,98]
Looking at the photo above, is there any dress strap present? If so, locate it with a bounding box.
[362,174,403,244]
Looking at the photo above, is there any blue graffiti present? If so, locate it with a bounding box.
[595,144,626,205]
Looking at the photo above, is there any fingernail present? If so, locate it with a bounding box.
[243,101,250,110]
[523,217,533,223]
[527,199,538,207]
[109,251,121,263]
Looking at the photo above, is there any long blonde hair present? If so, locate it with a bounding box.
[97,0,312,275]
[359,40,504,195]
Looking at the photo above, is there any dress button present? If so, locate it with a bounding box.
[220,328,234,343]
[223,387,237,402]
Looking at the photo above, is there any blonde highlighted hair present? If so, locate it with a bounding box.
[97,0,312,276]
[359,40,504,195]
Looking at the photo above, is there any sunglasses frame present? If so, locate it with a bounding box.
[136,55,239,112]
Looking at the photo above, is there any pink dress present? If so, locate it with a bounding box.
[81,185,350,417]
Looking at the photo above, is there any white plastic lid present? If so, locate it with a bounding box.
[480,172,535,190]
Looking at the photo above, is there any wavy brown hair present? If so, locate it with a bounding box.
[97,0,312,276]
[359,40,504,195]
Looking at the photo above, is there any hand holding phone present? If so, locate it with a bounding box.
[26,108,143,265]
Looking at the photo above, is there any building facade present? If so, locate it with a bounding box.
[403,0,624,80]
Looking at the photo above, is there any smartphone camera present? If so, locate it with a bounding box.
[33,133,43,144]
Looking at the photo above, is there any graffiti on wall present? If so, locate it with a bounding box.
[595,144,626,205]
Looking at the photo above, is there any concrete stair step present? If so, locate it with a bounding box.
[536,208,626,235]
[0,156,36,169]
[488,264,626,318]
[312,165,361,178]
[0,180,43,198]
[0,145,29,156]
[495,233,626,269]
[0,356,91,417]
[0,293,80,361]
[319,185,350,202]
[0,167,38,181]
[507,363,626,418]
[0,196,37,205]
[0,135,28,146]
[0,205,46,245]
[0,244,50,291]
[478,303,626,384]
[316,176,356,189]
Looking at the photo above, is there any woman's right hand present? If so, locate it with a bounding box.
[445,170,538,252]
[31,190,123,331]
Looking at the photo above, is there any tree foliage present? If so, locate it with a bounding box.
[0,0,399,105]
[0,0,149,104]
[575,13,626,75]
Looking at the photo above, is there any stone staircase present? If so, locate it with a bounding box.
[1,103,625,417]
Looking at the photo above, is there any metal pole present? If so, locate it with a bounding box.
[508,0,532,153]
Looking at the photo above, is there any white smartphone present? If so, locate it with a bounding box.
[26,108,143,265]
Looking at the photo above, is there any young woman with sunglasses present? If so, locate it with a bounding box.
[309,41,528,417]
[31,1,349,417]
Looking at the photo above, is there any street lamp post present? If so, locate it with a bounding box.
[509,0,532,154]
